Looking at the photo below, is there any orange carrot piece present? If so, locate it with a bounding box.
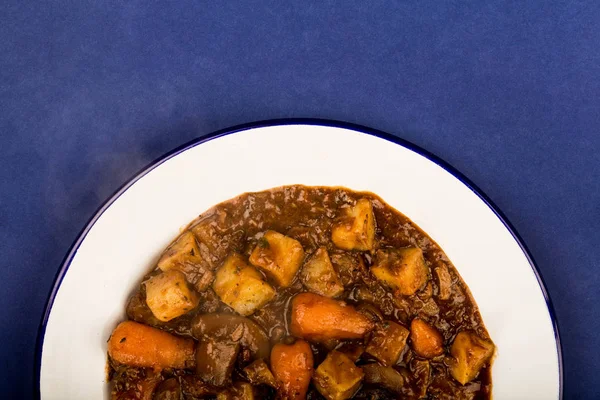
[107,321,195,370]
[290,293,374,342]
[409,318,444,358]
[271,340,314,400]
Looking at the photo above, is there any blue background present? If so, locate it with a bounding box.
[1,1,599,398]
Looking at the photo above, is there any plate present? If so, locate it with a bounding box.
[36,120,562,399]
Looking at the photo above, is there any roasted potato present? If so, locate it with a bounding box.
[449,331,495,384]
[213,253,276,316]
[314,351,364,400]
[331,198,376,251]
[410,318,444,358]
[362,364,405,394]
[249,230,305,287]
[191,313,270,360]
[300,247,344,298]
[144,270,199,322]
[366,320,409,366]
[371,247,429,296]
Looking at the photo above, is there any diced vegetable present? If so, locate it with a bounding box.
[366,320,409,366]
[157,231,214,292]
[243,359,278,388]
[107,321,195,370]
[290,293,374,342]
[270,340,314,400]
[410,359,431,398]
[371,248,429,296]
[216,381,257,400]
[213,254,276,316]
[449,331,495,385]
[196,338,240,387]
[144,270,200,322]
[434,264,452,300]
[191,313,270,360]
[300,247,344,298]
[249,230,305,287]
[331,198,376,251]
[313,350,364,400]
[362,364,405,394]
[409,318,444,358]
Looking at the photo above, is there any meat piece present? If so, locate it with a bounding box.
[191,313,270,360]
[365,320,409,366]
[434,264,453,300]
[362,364,405,394]
[300,247,344,298]
[243,359,278,388]
[410,359,431,398]
[157,231,214,292]
[195,338,240,387]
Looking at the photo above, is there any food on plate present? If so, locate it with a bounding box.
[107,185,494,399]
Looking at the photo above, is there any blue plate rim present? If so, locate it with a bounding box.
[34,118,564,399]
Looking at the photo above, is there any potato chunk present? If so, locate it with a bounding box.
[410,318,444,358]
[314,351,364,400]
[331,198,376,251]
[290,293,374,342]
[449,331,495,384]
[300,247,344,298]
[144,270,200,322]
[371,247,429,296]
[213,254,276,316]
[157,231,214,292]
[365,320,409,366]
[249,230,305,287]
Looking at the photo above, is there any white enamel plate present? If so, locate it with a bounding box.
[37,121,562,399]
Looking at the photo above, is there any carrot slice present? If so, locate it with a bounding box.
[271,340,314,400]
[290,293,374,342]
[107,320,195,370]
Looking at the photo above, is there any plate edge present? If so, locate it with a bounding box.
[34,118,564,399]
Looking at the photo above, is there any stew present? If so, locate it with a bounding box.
[107,185,495,400]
